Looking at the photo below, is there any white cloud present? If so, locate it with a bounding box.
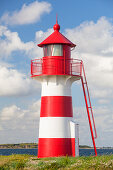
[98,99,110,104]
[35,28,53,43]
[0,26,53,97]
[73,105,113,147]
[0,100,40,122]
[0,1,52,25]
[0,25,39,58]
[0,100,41,143]
[64,17,113,146]
[0,25,42,97]
[91,87,113,99]
[0,105,24,121]
[0,25,53,59]
[65,17,113,101]
[94,106,113,139]
[0,65,40,96]
[65,17,113,56]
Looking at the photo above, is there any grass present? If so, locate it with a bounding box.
[0,154,113,169]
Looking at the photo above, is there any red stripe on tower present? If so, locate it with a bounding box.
[38,138,75,158]
[40,96,73,117]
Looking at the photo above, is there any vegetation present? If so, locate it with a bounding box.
[79,145,92,149]
[0,143,38,149]
[0,154,113,169]
[0,143,95,149]
[0,143,93,149]
[1,143,113,149]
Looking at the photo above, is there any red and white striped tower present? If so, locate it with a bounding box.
[31,19,97,157]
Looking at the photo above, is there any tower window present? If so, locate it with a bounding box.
[43,44,63,57]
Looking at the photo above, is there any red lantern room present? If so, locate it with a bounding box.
[38,20,76,75]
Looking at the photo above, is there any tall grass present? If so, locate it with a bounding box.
[0,154,30,170]
[0,154,113,169]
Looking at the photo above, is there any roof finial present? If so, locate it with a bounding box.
[53,14,60,31]
[56,14,58,24]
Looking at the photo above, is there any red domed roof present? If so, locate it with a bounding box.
[38,21,76,48]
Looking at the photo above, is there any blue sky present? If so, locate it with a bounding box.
[0,0,113,148]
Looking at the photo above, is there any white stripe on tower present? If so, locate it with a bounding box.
[39,117,75,138]
[38,75,75,158]
[41,75,72,96]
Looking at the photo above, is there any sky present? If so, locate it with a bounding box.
[0,0,113,147]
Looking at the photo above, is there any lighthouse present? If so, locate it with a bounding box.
[31,19,97,157]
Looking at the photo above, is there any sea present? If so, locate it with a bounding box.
[0,149,113,156]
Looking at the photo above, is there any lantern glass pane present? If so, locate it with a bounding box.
[43,44,63,56]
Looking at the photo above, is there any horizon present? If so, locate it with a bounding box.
[0,143,113,148]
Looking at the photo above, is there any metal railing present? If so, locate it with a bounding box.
[31,58,82,77]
